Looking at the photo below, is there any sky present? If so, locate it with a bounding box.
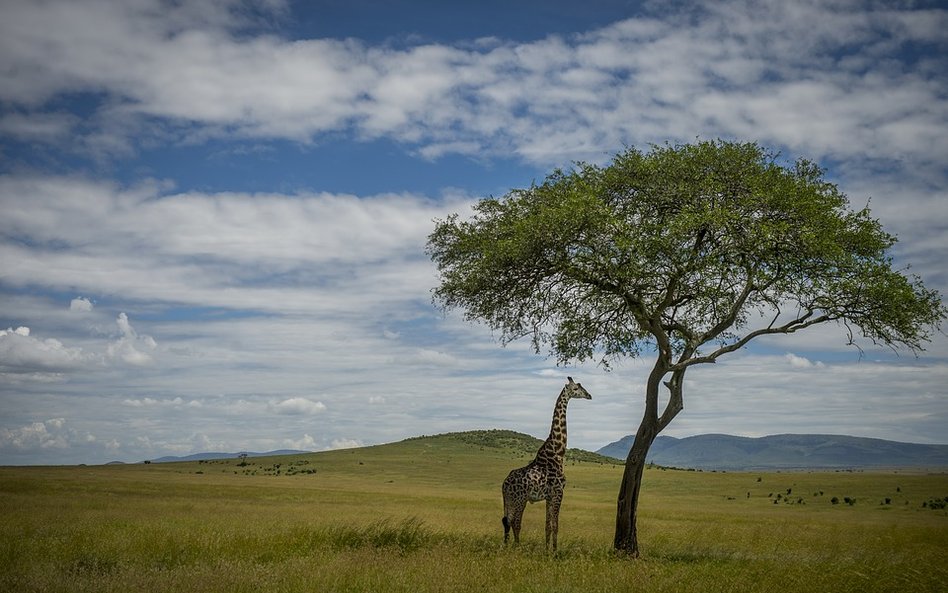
[1,0,946,465]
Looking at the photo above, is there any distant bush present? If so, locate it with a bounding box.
[922,497,947,510]
[831,497,840,505]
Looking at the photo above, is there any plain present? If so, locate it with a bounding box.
[1,431,946,593]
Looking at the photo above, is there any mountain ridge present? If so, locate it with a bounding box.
[597,433,948,470]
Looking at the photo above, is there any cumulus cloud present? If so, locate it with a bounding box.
[271,397,327,415]
[0,312,160,379]
[328,438,363,450]
[0,418,94,451]
[107,313,157,365]
[284,433,317,450]
[784,353,826,369]
[0,326,92,373]
[69,297,94,312]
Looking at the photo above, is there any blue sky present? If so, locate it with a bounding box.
[1,0,946,464]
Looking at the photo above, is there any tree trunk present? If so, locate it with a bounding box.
[614,363,682,556]
[613,412,657,556]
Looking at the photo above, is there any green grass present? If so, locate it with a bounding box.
[1,432,946,592]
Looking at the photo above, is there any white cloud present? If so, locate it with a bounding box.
[1,0,943,170]
[784,353,825,369]
[271,397,327,416]
[327,438,363,450]
[122,397,200,408]
[0,325,92,374]
[0,176,466,317]
[190,433,225,452]
[1,327,30,337]
[284,433,317,450]
[107,313,157,366]
[0,418,94,451]
[0,311,162,378]
[69,297,94,312]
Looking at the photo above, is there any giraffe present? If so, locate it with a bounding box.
[501,376,592,550]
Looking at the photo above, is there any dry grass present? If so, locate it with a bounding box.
[2,435,946,592]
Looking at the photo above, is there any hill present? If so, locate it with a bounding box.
[597,433,948,470]
[405,429,621,465]
[145,431,619,467]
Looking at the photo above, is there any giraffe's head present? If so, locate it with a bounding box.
[562,376,592,400]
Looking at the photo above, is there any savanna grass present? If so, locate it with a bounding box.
[2,436,946,592]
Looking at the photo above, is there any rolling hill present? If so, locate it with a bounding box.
[144,430,620,466]
[597,433,948,470]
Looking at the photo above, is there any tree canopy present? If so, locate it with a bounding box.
[427,140,944,370]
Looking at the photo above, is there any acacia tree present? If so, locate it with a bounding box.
[426,140,945,556]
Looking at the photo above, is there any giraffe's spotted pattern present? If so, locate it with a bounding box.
[501,377,591,551]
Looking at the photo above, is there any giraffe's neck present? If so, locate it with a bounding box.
[536,391,569,466]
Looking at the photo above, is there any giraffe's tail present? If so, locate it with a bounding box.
[502,515,510,541]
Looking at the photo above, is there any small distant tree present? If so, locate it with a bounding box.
[427,140,945,557]
[237,453,249,467]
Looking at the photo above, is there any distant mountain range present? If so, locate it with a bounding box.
[142,433,948,470]
[148,450,308,463]
[596,434,948,470]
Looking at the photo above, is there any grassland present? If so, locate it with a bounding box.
[2,431,946,592]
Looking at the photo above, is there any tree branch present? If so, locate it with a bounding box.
[691,266,757,346]
[671,310,834,370]
[657,369,685,432]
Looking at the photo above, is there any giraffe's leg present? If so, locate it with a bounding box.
[546,494,563,551]
[502,484,517,544]
[509,499,526,545]
[502,488,511,543]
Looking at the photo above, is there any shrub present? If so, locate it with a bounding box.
[922,497,947,510]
